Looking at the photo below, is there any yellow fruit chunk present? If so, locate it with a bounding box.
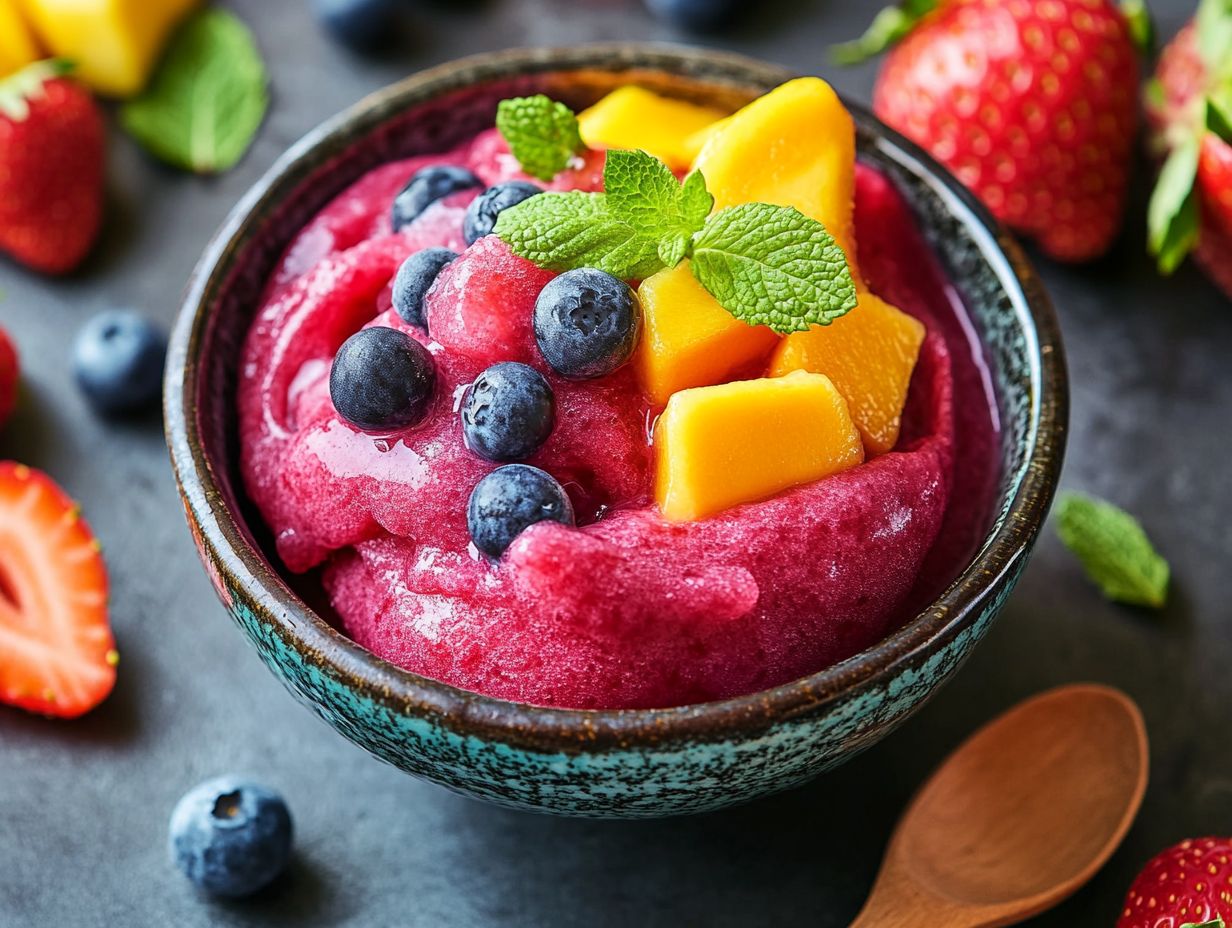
[635,262,780,406]
[0,0,40,75]
[769,294,926,455]
[655,371,864,522]
[19,0,199,97]
[577,86,726,170]
[693,76,860,279]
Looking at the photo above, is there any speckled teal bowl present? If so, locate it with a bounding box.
[165,45,1066,818]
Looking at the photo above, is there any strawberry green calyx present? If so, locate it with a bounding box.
[1180,919,1226,928]
[1147,0,1232,273]
[0,59,74,121]
[1119,0,1155,55]
[830,0,939,65]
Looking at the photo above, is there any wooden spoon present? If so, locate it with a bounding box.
[851,684,1148,928]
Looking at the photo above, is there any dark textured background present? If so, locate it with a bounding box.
[1,1,1228,925]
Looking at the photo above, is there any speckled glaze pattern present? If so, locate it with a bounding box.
[165,46,1067,818]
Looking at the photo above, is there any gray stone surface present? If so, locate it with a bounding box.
[0,0,1227,925]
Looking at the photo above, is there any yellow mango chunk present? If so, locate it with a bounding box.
[693,76,860,279]
[0,0,41,75]
[655,371,864,522]
[577,86,727,171]
[19,0,199,97]
[635,262,780,406]
[769,294,926,455]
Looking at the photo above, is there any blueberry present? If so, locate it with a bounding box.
[169,777,293,898]
[644,0,741,30]
[392,247,457,330]
[532,268,641,380]
[329,327,436,432]
[463,181,542,245]
[467,464,574,558]
[391,165,482,232]
[462,362,555,463]
[312,0,397,51]
[72,310,167,415]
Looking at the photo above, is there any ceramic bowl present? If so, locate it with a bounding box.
[165,45,1066,818]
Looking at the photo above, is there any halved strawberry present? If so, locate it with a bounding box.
[0,461,115,718]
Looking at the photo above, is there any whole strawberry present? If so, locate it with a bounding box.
[0,327,16,429]
[1145,0,1232,301]
[0,60,105,275]
[1118,837,1232,928]
[836,0,1142,262]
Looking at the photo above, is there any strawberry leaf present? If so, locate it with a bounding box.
[831,0,940,65]
[1208,91,1232,145]
[1180,919,1225,928]
[0,59,74,121]
[1148,138,1201,275]
[1197,0,1232,81]
[1119,0,1155,56]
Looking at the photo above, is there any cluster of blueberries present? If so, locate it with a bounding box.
[329,165,643,560]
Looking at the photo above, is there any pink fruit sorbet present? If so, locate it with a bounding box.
[237,130,999,709]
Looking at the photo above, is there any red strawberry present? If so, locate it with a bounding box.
[836,0,1142,262]
[1118,837,1232,928]
[0,462,115,718]
[0,60,105,275]
[1145,2,1232,301]
[0,328,17,429]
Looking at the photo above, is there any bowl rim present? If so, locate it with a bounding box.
[165,43,1068,753]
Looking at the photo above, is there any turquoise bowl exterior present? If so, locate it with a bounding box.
[165,46,1067,818]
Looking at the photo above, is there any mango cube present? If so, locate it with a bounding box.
[577,86,726,171]
[19,0,199,97]
[635,262,780,407]
[693,76,860,278]
[769,294,926,456]
[0,0,41,75]
[655,371,864,522]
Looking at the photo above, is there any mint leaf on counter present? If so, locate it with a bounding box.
[690,203,857,333]
[120,9,268,174]
[1055,493,1170,608]
[496,95,585,182]
[493,191,664,280]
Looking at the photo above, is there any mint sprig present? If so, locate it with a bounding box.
[493,147,857,334]
[496,95,585,182]
[1054,493,1170,608]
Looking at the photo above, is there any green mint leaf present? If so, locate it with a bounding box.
[1054,493,1170,608]
[120,10,267,174]
[1148,139,1201,275]
[831,0,940,65]
[496,95,584,182]
[604,151,713,268]
[658,233,690,269]
[493,191,664,279]
[604,149,683,225]
[679,170,715,231]
[690,203,857,334]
